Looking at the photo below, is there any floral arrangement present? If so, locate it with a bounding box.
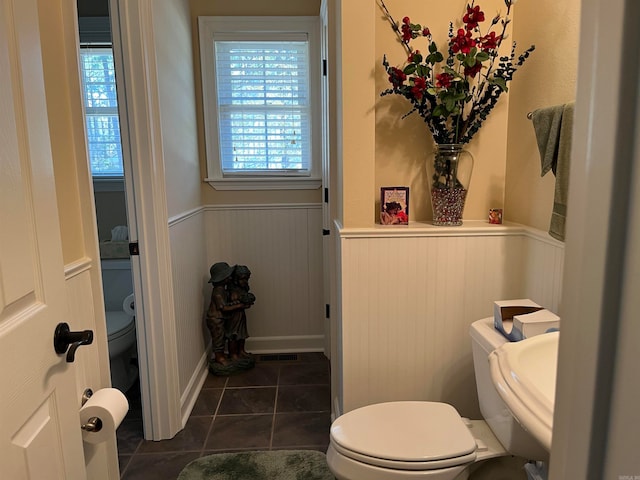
[380,0,535,145]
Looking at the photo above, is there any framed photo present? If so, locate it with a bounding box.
[488,208,503,224]
[380,187,409,225]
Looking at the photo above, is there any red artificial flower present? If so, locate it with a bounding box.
[411,76,428,99]
[400,16,414,41]
[401,23,413,41]
[463,5,485,30]
[451,29,476,54]
[480,31,501,51]
[464,61,483,78]
[379,0,535,145]
[436,73,453,89]
[388,67,407,87]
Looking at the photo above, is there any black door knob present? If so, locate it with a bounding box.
[53,322,93,362]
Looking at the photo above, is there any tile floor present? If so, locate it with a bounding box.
[117,352,331,480]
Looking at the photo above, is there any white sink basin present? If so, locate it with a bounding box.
[488,331,559,451]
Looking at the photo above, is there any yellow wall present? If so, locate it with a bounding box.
[56,0,580,243]
[155,0,203,218]
[189,0,323,206]
[38,0,90,264]
[365,0,580,227]
[337,0,377,226]
[374,0,513,223]
[505,0,580,229]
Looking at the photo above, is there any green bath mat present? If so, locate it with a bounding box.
[177,450,334,480]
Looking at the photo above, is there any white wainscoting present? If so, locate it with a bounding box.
[64,258,104,397]
[168,207,209,422]
[204,204,325,353]
[64,258,116,480]
[336,221,564,418]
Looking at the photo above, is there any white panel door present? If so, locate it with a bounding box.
[0,0,87,478]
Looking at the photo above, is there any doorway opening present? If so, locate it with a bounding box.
[77,14,143,427]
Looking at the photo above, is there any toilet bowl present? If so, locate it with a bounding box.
[326,317,548,480]
[101,254,138,393]
[107,310,136,358]
[106,294,138,393]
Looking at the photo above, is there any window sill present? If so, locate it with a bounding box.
[205,177,322,191]
[93,177,125,192]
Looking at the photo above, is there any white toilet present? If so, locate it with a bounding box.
[101,258,138,393]
[326,317,548,480]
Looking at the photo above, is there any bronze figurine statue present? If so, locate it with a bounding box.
[205,262,256,375]
[226,265,255,361]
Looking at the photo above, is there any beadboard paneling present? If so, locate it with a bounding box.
[521,231,565,312]
[64,260,114,480]
[337,223,564,418]
[204,204,324,352]
[168,210,209,405]
[64,261,103,398]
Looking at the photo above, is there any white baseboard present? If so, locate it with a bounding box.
[245,335,325,353]
[180,350,209,427]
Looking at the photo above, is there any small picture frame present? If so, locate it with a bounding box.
[380,187,409,225]
[489,208,503,224]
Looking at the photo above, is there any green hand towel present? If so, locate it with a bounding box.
[532,105,564,177]
[531,103,573,241]
[550,103,574,242]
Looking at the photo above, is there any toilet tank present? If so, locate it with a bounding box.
[101,258,133,311]
[470,317,549,461]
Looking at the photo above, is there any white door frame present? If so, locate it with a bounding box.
[109,0,182,440]
[321,0,343,420]
[320,0,331,359]
[550,0,640,477]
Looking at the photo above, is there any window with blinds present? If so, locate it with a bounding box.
[79,47,123,177]
[199,16,321,190]
[215,40,310,174]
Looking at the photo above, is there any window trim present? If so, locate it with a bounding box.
[79,45,124,178]
[198,16,322,191]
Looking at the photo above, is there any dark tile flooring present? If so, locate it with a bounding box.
[117,352,331,480]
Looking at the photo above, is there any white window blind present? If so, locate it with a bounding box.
[199,16,320,190]
[79,48,123,177]
[215,39,311,175]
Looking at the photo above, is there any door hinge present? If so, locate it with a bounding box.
[324,187,329,203]
[129,242,140,256]
[322,59,327,76]
[325,304,330,318]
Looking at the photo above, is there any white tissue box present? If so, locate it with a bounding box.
[514,309,560,339]
[493,299,544,341]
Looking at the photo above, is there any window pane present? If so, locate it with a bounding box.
[79,48,124,177]
[219,106,308,171]
[215,41,311,174]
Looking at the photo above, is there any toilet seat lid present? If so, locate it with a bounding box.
[330,401,477,469]
[106,311,134,338]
